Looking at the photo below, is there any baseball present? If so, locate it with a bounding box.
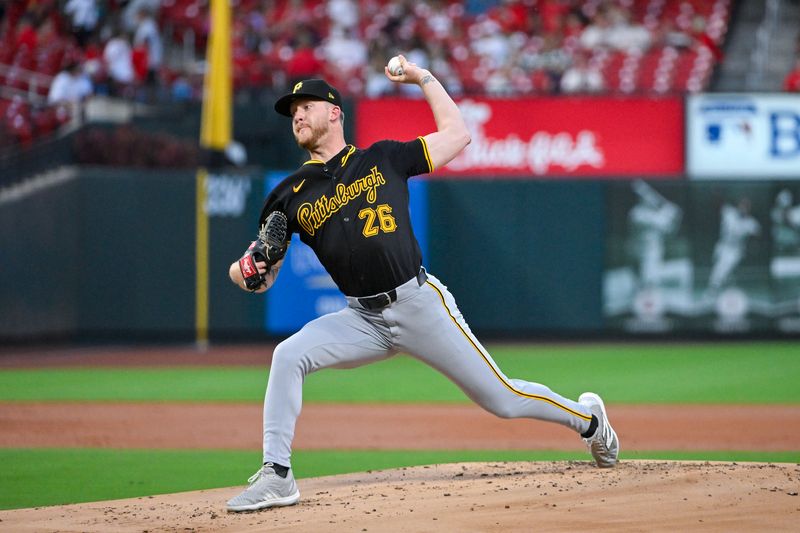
[387,56,404,76]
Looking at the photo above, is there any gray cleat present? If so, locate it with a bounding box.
[226,463,300,512]
[579,392,620,468]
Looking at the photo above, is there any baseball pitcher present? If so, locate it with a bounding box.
[226,56,619,512]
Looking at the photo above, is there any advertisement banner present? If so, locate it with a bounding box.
[603,180,800,334]
[687,94,800,179]
[357,97,684,178]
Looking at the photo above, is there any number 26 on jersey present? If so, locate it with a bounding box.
[358,204,397,237]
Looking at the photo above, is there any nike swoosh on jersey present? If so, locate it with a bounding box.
[293,179,306,193]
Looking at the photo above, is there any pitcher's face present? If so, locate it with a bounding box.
[291,99,333,151]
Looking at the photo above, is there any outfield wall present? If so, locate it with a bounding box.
[2,170,799,342]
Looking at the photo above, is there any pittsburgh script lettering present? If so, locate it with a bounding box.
[297,166,386,236]
[446,100,604,175]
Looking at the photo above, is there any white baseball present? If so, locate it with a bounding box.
[387,56,404,76]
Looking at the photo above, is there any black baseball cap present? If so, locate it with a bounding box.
[274,79,342,117]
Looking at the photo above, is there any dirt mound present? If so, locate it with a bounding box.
[2,461,797,532]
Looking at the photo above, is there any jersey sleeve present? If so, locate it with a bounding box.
[375,138,434,179]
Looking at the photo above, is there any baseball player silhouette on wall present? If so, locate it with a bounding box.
[226,56,619,512]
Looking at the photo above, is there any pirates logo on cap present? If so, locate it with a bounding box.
[276,79,342,117]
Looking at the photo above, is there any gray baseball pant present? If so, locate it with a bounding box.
[262,270,594,466]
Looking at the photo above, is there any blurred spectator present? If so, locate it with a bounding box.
[490,0,528,34]
[326,0,359,31]
[526,33,571,86]
[397,36,431,97]
[424,0,457,41]
[122,0,160,32]
[485,64,514,95]
[689,15,723,62]
[63,0,99,48]
[239,4,267,54]
[562,10,588,49]
[579,8,612,50]
[428,41,463,96]
[323,26,367,74]
[470,18,510,67]
[272,0,324,39]
[403,36,431,70]
[784,58,800,92]
[133,8,162,83]
[581,5,651,53]
[82,35,105,86]
[103,31,136,96]
[605,6,651,52]
[538,0,572,34]
[170,71,195,102]
[364,54,395,97]
[654,19,694,49]
[36,16,62,47]
[47,60,93,104]
[14,13,38,53]
[285,27,324,85]
[560,50,604,93]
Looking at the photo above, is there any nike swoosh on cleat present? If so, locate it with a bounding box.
[293,179,306,193]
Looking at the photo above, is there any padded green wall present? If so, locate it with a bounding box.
[426,180,606,334]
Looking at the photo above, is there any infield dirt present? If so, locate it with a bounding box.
[1,461,798,532]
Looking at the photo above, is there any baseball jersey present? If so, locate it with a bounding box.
[258,138,434,297]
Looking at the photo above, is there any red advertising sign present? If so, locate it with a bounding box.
[356,97,684,178]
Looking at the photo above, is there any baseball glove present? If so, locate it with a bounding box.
[238,211,288,291]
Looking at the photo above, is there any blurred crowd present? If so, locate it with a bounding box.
[0,0,166,102]
[213,0,731,98]
[0,0,736,104]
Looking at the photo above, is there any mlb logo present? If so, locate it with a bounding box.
[706,123,721,143]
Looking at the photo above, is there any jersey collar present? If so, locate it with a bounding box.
[302,144,357,170]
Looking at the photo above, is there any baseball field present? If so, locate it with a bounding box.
[0,341,798,531]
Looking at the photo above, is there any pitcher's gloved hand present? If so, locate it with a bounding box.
[238,211,288,292]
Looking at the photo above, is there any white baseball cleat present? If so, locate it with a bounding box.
[226,463,300,512]
[579,392,620,468]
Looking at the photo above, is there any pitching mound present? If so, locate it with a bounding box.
[2,460,798,532]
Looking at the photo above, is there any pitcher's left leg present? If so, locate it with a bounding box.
[390,273,593,434]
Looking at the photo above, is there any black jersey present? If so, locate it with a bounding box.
[258,137,434,297]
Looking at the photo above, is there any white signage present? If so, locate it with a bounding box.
[204,174,251,217]
[687,94,800,179]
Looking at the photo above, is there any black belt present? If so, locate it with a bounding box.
[357,269,427,310]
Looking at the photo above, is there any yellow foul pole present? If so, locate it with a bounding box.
[196,0,232,347]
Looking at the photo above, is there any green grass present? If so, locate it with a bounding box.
[0,342,799,403]
[1,342,797,511]
[1,448,798,510]
[0,367,269,402]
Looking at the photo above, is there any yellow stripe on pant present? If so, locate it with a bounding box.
[424,280,592,422]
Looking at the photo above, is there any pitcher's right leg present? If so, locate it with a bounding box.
[228,306,393,512]
[262,306,393,467]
